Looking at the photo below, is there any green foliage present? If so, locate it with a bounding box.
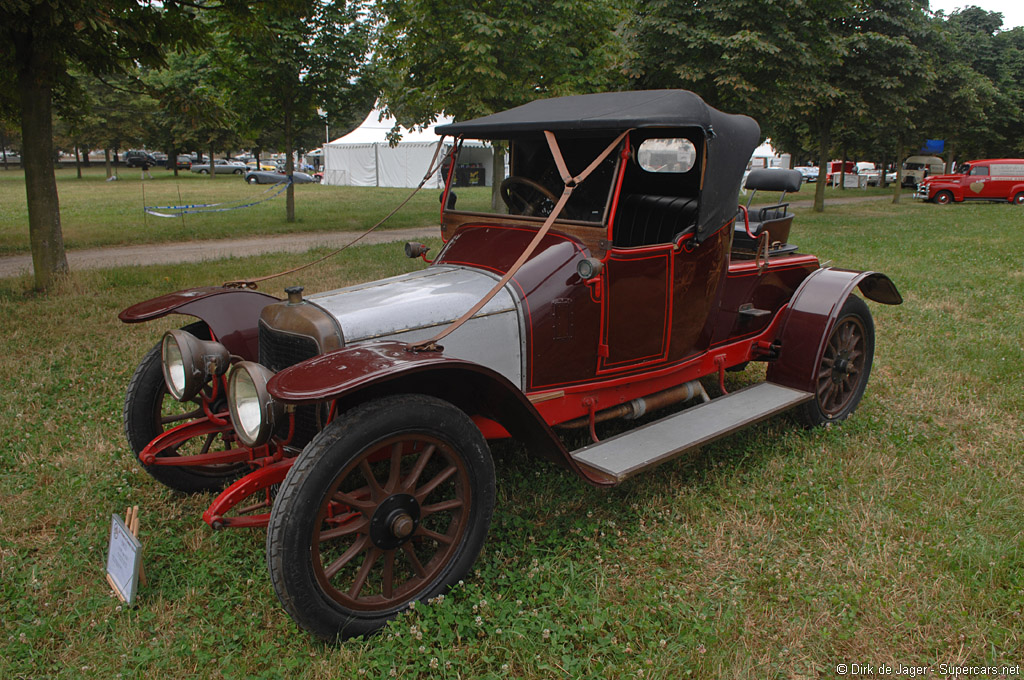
[626,0,1024,202]
[375,0,631,127]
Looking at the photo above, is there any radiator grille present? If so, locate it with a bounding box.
[258,321,319,371]
[258,320,322,447]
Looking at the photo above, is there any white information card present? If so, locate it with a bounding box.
[106,513,142,605]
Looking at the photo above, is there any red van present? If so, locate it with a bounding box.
[916,158,1024,205]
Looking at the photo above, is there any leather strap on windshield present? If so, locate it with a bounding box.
[223,137,453,290]
[410,128,630,352]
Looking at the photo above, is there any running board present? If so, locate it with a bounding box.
[571,383,813,482]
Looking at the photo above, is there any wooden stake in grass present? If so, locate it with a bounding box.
[177,184,186,231]
[125,505,146,586]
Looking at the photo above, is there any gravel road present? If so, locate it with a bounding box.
[0,226,439,279]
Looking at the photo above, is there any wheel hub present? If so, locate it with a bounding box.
[833,355,851,381]
[369,494,420,549]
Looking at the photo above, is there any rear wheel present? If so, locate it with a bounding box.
[1012,192,1024,205]
[123,322,246,492]
[933,190,953,205]
[267,394,495,641]
[797,296,874,427]
[248,175,259,184]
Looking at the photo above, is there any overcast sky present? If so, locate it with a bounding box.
[927,0,1023,29]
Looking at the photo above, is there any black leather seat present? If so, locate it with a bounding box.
[734,168,802,251]
[613,194,699,248]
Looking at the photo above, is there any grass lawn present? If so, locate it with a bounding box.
[0,167,494,255]
[1,198,1022,678]
[0,167,902,256]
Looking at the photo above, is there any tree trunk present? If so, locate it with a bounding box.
[209,143,215,180]
[17,36,68,290]
[892,137,904,204]
[813,127,829,213]
[945,142,956,174]
[104,149,112,178]
[285,108,295,223]
[74,146,82,179]
[839,150,847,191]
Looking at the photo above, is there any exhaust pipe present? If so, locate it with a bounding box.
[556,380,709,430]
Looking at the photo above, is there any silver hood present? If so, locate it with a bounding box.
[308,265,525,388]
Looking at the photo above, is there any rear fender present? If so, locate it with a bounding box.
[119,286,279,359]
[268,341,613,486]
[767,268,901,393]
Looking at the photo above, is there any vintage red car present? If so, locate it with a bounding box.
[119,90,902,641]
[916,158,1024,204]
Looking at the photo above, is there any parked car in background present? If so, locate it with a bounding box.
[246,160,277,172]
[190,159,247,175]
[901,155,945,188]
[171,156,192,170]
[244,170,319,184]
[124,150,158,168]
[794,166,818,183]
[1,151,21,166]
[858,165,897,186]
[916,158,1024,204]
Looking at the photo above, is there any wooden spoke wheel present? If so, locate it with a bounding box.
[123,321,246,492]
[798,296,875,427]
[267,394,494,641]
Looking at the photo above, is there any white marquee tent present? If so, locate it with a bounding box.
[323,109,493,188]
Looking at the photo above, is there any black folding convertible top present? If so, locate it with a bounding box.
[436,90,761,243]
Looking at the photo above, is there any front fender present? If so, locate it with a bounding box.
[119,286,279,359]
[767,268,901,393]
[268,341,615,487]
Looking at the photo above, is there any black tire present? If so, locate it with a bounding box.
[267,394,495,641]
[247,175,259,184]
[123,321,246,492]
[234,168,243,175]
[1012,192,1024,205]
[933,190,953,205]
[198,169,208,174]
[796,295,874,427]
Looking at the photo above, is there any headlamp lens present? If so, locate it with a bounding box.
[161,333,188,400]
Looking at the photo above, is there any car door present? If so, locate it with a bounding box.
[598,245,673,371]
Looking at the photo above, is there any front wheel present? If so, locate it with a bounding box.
[933,190,953,205]
[248,175,259,184]
[797,296,875,427]
[123,322,247,492]
[1012,192,1024,205]
[267,394,495,641]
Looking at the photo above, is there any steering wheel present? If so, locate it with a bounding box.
[500,176,559,217]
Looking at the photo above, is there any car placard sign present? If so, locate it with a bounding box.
[106,513,142,605]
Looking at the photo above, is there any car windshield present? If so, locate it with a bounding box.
[445,134,620,224]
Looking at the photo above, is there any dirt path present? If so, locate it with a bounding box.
[0,226,440,279]
[0,194,899,279]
